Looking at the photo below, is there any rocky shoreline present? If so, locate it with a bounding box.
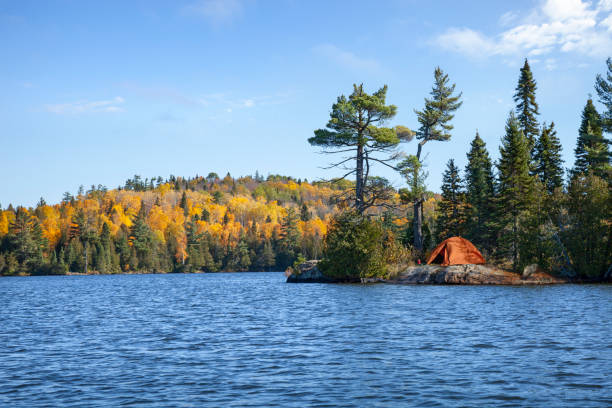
[286,260,570,285]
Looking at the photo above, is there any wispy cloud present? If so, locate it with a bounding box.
[434,0,612,60]
[45,96,125,114]
[120,82,198,106]
[313,44,381,72]
[199,92,289,110]
[182,0,243,24]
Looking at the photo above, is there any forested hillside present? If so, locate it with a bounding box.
[0,173,434,275]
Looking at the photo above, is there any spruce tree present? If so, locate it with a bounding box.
[261,240,276,271]
[300,203,310,222]
[180,191,189,218]
[130,206,155,270]
[464,131,495,252]
[277,207,300,269]
[565,173,610,278]
[514,59,540,152]
[436,159,466,241]
[496,112,535,270]
[572,99,611,179]
[533,122,564,195]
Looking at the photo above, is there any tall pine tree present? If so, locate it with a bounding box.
[496,112,535,270]
[514,59,539,153]
[572,99,610,179]
[406,67,462,252]
[436,159,466,241]
[533,122,564,195]
[464,131,496,252]
[595,57,612,133]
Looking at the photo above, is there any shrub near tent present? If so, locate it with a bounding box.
[427,237,485,266]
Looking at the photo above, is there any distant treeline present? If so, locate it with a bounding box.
[0,173,425,276]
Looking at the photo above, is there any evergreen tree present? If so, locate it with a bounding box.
[565,173,610,278]
[464,132,496,252]
[572,99,611,179]
[595,57,612,133]
[300,203,310,221]
[8,208,46,272]
[130,206,156,271]
[513,59,539,151]
[309,84,409,213]
[533,122,564,195]
[259,240,276,271]
[180,191,189,218]
[496,113,535,270]
[408,67,462,252]
[436,159,466,241]
[276,207,300,269]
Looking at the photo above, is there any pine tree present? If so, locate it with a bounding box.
[496,112,535,270]
[513,59,539,152]
[276,208,301,269]
[300,203,310,221]
[533,122,564,195]
[130,206,156,270]
[572,99,611,179]
[9,208,46,272]
[180,191,189,218]
[464,132,495,252]
[565,173,610,278]
[261,240,276,271]
[436,159,466,241]
[595,57,612,133]
[407,67,462,252]
[309,84,408,213]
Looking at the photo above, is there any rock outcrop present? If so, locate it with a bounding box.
[286,260,339,283]
[286,261,568,285]
[384,264,567,285]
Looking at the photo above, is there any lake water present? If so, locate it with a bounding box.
[1,272,611,407]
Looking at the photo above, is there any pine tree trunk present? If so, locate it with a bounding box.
[413,139,427,253]
[413,200,424,252]
[356,142,364,213]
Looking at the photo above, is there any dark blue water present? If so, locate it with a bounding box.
[1,273,611,407]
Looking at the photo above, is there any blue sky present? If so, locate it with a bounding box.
[1,0,611,207]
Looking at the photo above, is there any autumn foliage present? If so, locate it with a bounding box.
[0,173,415,275]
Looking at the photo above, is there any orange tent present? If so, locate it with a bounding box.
[426,236,485,266]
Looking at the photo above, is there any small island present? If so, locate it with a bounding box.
[287,260,568,285]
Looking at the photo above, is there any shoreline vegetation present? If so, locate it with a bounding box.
[1,58,610,282]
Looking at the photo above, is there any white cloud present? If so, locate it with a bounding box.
[544,58,557,70]
[313,44,381,71]
[499,11,519,27]
[182,0,243,24]
[600,0,612,11]
[601,14,612,31]
[434,0,612,59]
[45,96,125,114]
[243,99,255,107]
[436,28,496,58]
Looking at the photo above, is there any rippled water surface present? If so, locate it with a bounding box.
[1,273,611,407]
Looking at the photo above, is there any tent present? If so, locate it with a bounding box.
[426,236,485,266]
